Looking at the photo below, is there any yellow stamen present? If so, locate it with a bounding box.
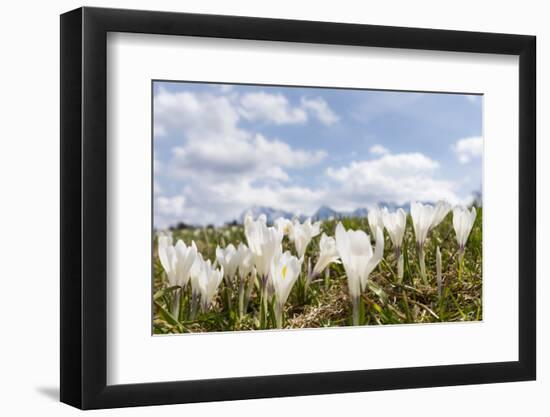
[282,265,287,279]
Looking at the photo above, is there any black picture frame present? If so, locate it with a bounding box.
[60,6,536,410]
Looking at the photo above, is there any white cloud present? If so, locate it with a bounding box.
[169,180,327,227]
[326,151,461,208]
[300,97,339,126]
[369,144,390,156]
[154,88,242,141]
[155,148,463,227]
[153,88,330,227]
[153,87,465,227]
[239,92,308,125]
[169,132,326,182]
[452,136,483,164]
[237,92,339,126]
[155,195,186,227]
[163,130,328,226]
[155,88,340,136]
[155,88,326,181]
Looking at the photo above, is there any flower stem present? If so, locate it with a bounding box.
[238,278,245,318]
[304,257,312,296]
[457,248,465,285]
[418,244,428,285]
[274,302,284,329]
[351,295,360,326]
[396,248,404,284]
[189,291,199,320]
[178,286,187,322]
[171,288,181,319]
[259,278,268,329]
[223,285,232,315]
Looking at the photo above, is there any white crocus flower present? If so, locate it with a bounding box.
[189,253,203,293]
[270,251,302,328]
[258,227,284,285]
[173,240,198,288]
[335,222,384,325]
[275,217,294,237]
[236,243,254,316]
[236,243,254,280]
[158,238,197,288]
[312,233,340,277]
[410,201,451,284]
[245,214,283,328]
[197,259,224,312]
[452,206,477,253]
[157,230,173,246]
[382,208,407,282]
[368,207,384,241]
[188,253,204,319]
[433,202,452,226]
[292,218,322,259]
[382,208,407,253]
[411,201,451,246]
[244,214,283,285]
[157,238,197,318]
[216,244,243,284]
[244,213,262,255]
[158,235,177,286]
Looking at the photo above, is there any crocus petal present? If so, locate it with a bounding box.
[382,207,407,249]
[335,222,380,299]
[312,233,340,276]
[270,251,301,306]
[452,206,477,248]
[412,200,449,246]
[198,260,224,310]
[362,226,384,290]
[157,235,172,275]
[174,240,197,287]
[431,201,451,229]
[292,218,322,259]
[368,207,384,239]
[335,222,350,267]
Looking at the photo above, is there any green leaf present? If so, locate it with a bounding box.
[372,302,383,314]
[154,301,182,330]
[153,285,180,301]
[368,282,388,304]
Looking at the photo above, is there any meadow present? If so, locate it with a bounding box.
[152,204,482,334]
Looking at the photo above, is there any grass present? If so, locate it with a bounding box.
[153,208,482,334]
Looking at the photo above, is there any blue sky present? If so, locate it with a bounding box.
[153,81,482,228]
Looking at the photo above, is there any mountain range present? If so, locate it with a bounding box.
[239,202,410,225]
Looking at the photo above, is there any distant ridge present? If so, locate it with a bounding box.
[240,205,298,225]
[235,193,483,226]
[168,195,482,229]
[311,204,407,221]
[239,202,410,224]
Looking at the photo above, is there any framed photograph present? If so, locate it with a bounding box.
[60,6,536,409]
